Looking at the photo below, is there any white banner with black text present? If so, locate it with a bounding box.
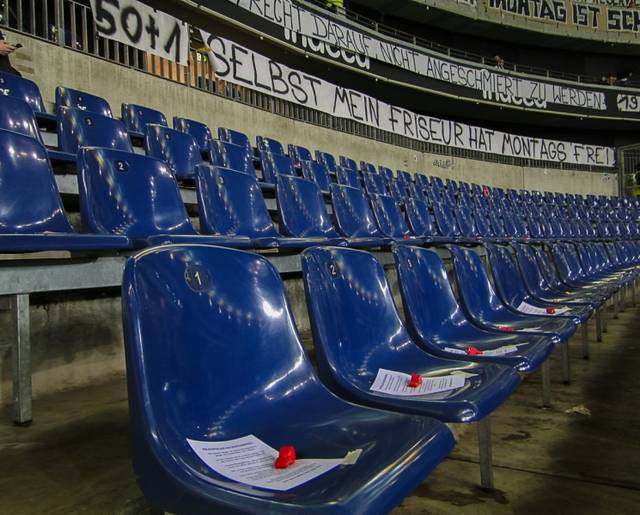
[223,0,607,112]
[200,32,614,167]
[89,0,189,64]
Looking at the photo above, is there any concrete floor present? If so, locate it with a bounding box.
[1,308,639,514]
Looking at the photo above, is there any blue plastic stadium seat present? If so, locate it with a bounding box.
[449,246,576,342]
[196,166,325,249]
[256,135,285,156]
[316,150,338,172]
[173,117,213,152]
[329,184,391,247]
[301,160,332,193]
[405,199,452,243]
[363,171,387,196]
[261,152,297,183]
[533,246,608,304]
[144,124,201,180]
[379,166,394,183]
[55,86,112,117]
[396,170,413,189]
[218,127,252,151]
[336,166,362,189]
[511,244,603,308]
[123,244,455,515]
[57,106,133,155]
[121,103,167,136]
[302,246,521,422]
[276,175,346,246]
[393,246,555,372]
[360,161,377,174]
[0,95,44,143]
[0,129,130,252]
[209,140,256,178]
[76,148,252,249]
[369,193,424,244]
[486,244,591,323]
[0,72,54,122]
[289,143,314,162]
[387,178,408,205]
[339,155,358,170]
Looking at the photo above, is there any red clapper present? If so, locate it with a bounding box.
[274,446,297,469]
[407,373,422,388]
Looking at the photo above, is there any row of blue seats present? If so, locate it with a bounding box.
[122,239,639,513]
[1,126,635,254]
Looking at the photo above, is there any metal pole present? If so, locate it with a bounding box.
[541,359,552,407]
[581,323,589,360]
[561,343,571,385]
[55,0,64,47]
[477,417,494,490]
[11,294,32,426]
[595,309,603,342]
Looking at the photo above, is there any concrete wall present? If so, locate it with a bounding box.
[0,31,617,405]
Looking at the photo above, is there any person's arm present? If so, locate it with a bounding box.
[0,39,17,56]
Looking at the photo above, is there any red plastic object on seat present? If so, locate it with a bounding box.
[546,307,556,314]
[499,326,514,332]
[274,446,296,469]
[407,373,422,388]
[465,346,483,356]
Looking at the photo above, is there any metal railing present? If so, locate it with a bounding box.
[0,0,613,173]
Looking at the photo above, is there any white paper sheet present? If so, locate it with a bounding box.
[187,435,359,491]
[369,369,465,397]
[516,301,569,315]
[443,344,524,356]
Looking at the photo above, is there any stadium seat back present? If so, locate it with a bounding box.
[302,247,415,377]
[315,150,338,172]
[77,148,194,238]
[0,96,44,144]
[300,160,331,192]
[369,193,411,239]
[393,245,466,340]
[218,127,252,151]
[0,72,47,112]
[261,152,297,183]
[121,103,167,133]
[57,106,132,154]
[0,129,73,233]
[288,143,313,162]
[363,171,386,196]
[330,183,383,239]
[209,140,255,177]
[144,124,201,180]
[339,155,358,171]
[405,199,437,238]
[196,165,278,239]
[173,117,213,150]
[256,136,285,156]
[336,166,362,189]
[55,86,112,117]
[360,161,377,175]
[276,175,338,238]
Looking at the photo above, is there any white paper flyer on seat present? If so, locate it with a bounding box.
[370,369,465,396]
[516,301,569,315]
[187,435,355,491]
[444,344,523,356]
